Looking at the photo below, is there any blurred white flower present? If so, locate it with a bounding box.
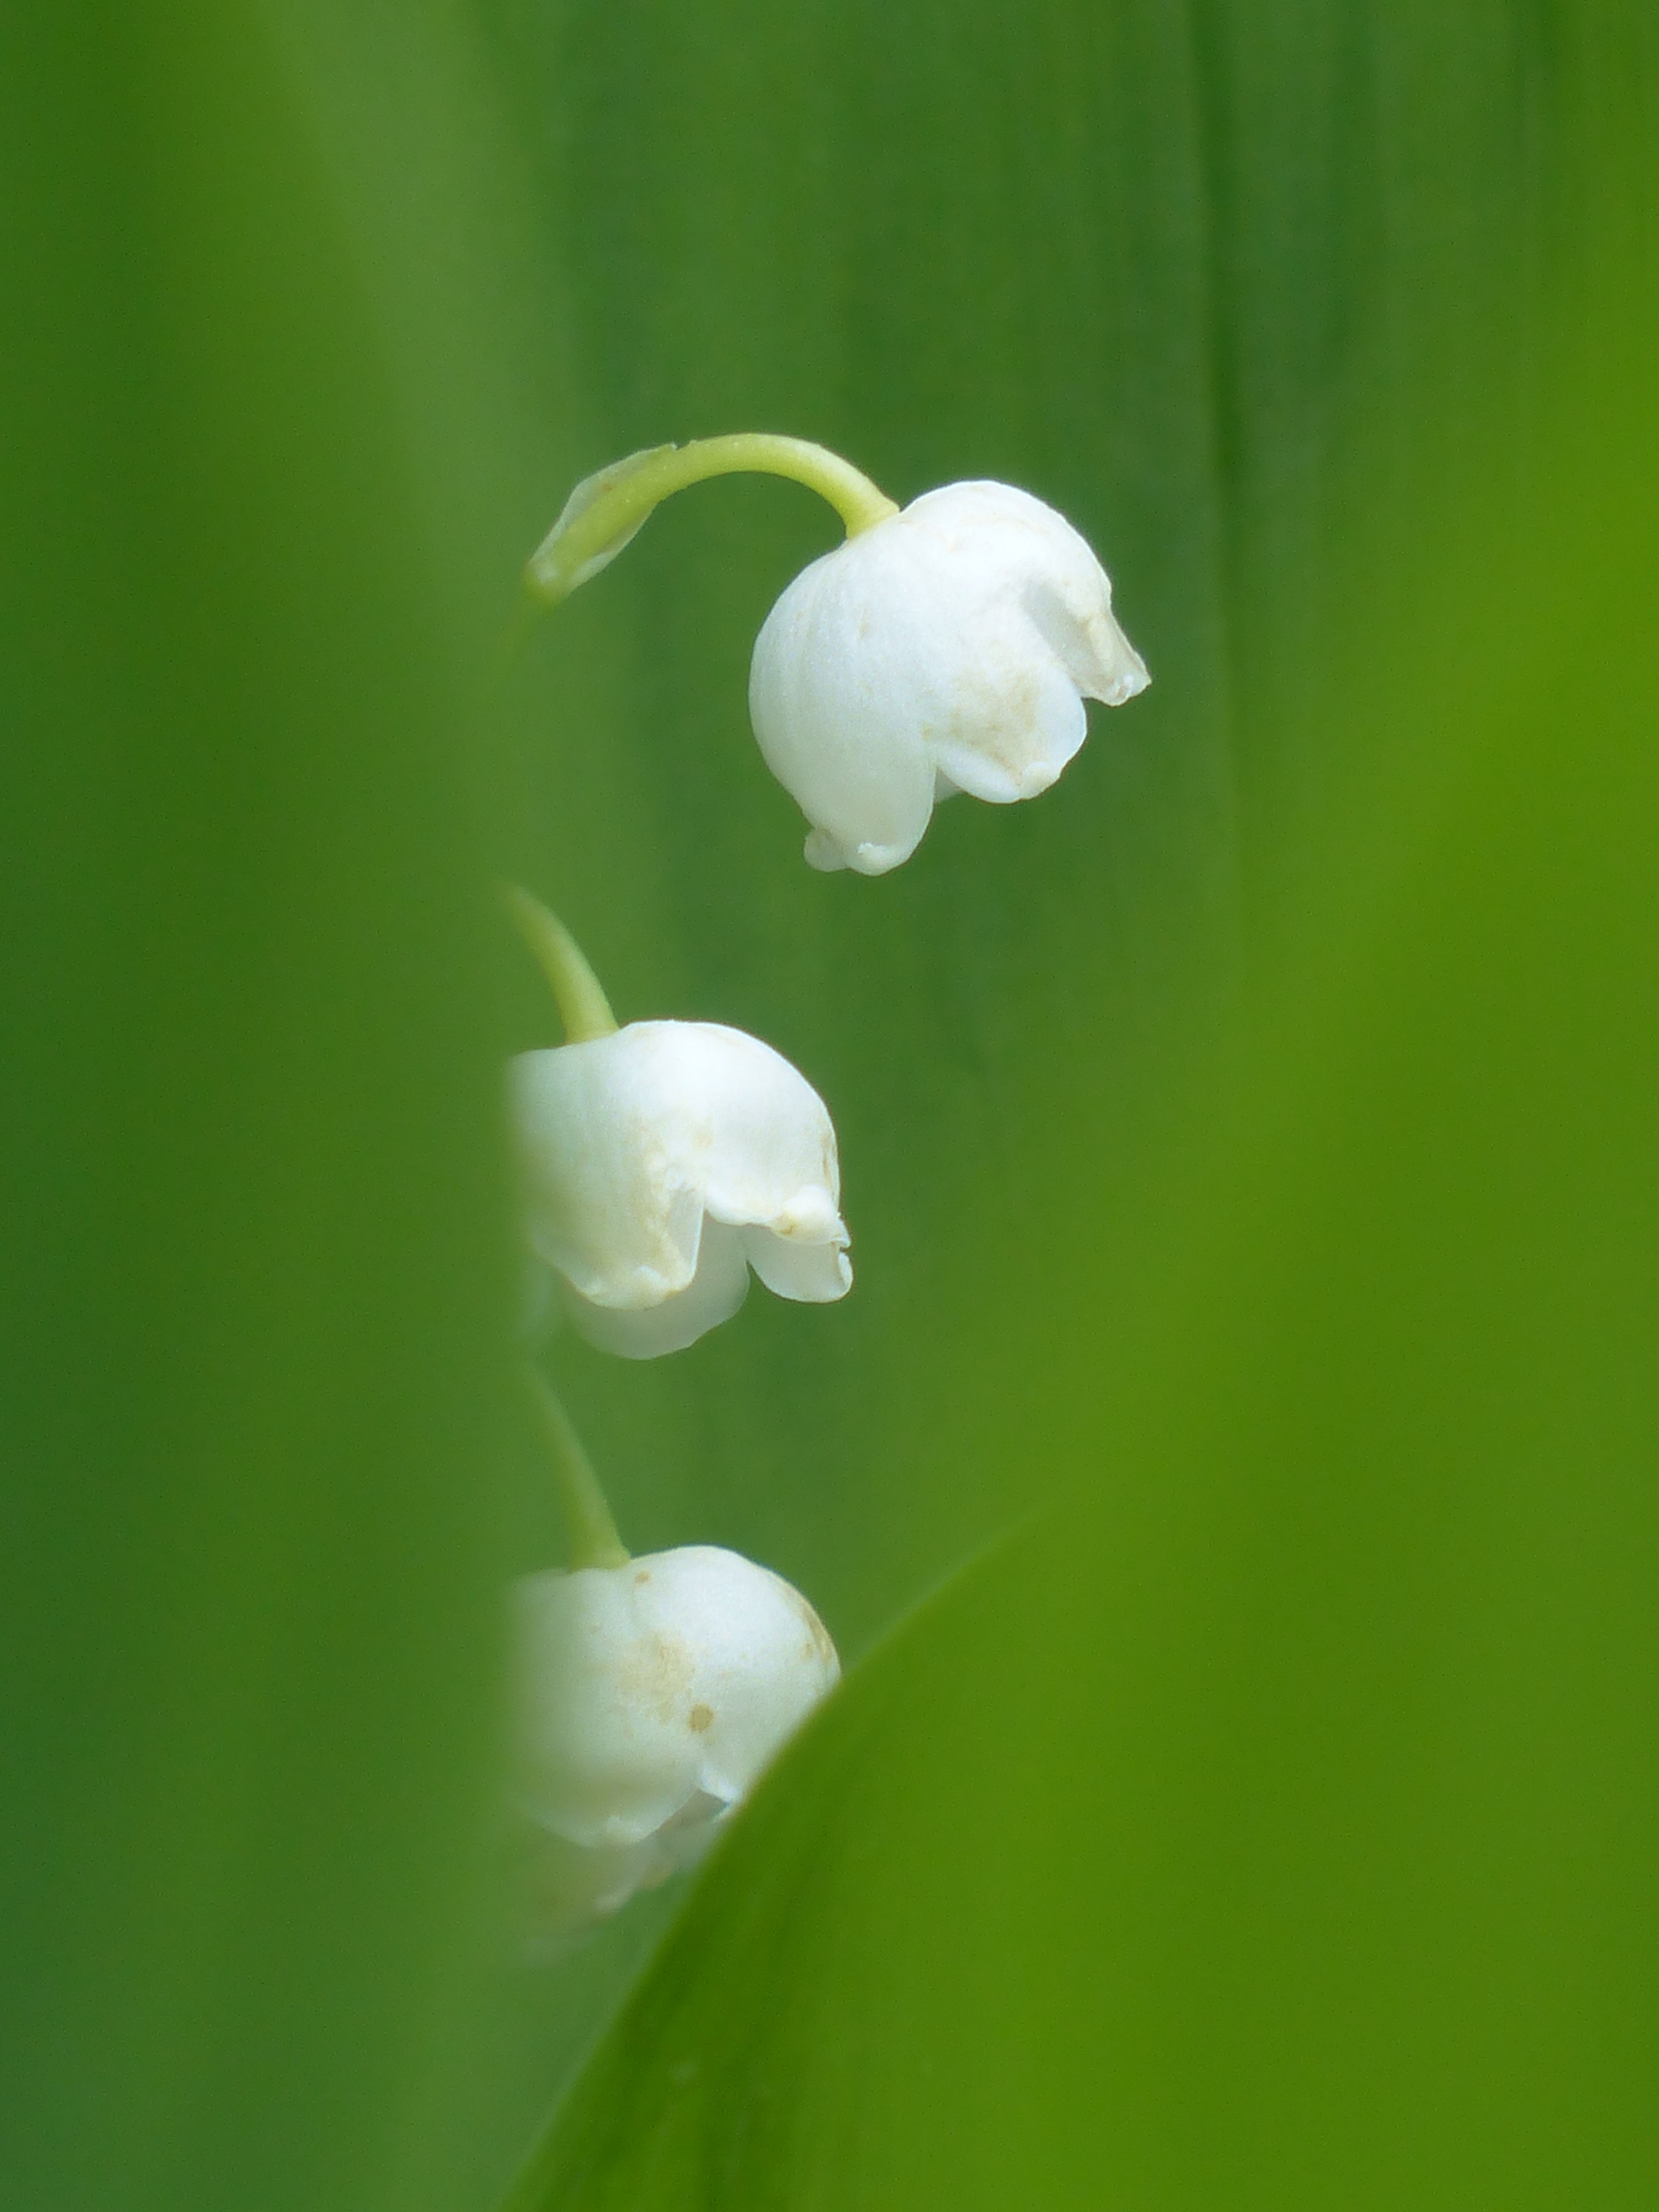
[510,1020,851,1359]
[514,1544,839,1931]
[749,479,1149,875]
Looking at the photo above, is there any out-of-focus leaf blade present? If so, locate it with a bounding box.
[0,6,539,2206]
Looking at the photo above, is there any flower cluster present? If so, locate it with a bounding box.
[513,435,1146,1929]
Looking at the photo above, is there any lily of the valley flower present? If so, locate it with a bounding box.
[514,1544,839,1928]
[750,480,1150,874]
[525,442,1147,878]
[512,1020,851,1359]
[507,889,852,1359]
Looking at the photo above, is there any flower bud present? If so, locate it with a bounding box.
[749,479,1149,874]
[510,1019,851,1359]
[514,1545,839,1929]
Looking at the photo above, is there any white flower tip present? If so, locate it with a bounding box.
[849,838,914,876]
[1092,635,1152,707]
[771,1190,843,1243]
[804,827,917,877]
[742,1216,851,1303]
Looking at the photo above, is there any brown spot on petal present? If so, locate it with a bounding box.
[617,1631,695,1723]
[634,1570,651,1584]
[688,1703,714,1733]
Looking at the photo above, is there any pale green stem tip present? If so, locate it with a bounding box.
[524,432,900,606]
[525,1369,630,1572]
[506,885,618,1045]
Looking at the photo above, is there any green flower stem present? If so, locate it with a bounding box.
[507,886,618,1044]
[525,1368,630,1572]
[525,434,900,605]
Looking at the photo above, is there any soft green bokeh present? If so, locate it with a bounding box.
[508,216,1659,2212]
[4,2,1655,2208]
[486,4,1656,2185]
[0,7,532,2206]
[487,1,1658,2201]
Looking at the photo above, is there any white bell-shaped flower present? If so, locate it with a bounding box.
[749,479,1149,875]
[510,1020,851,1359]
[514,1544,839,1928]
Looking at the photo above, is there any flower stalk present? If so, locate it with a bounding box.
[524,1368,629,1571]
[525,435,899,605]
[507,886,617,1044]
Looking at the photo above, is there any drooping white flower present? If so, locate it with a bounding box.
[510,1020,851,1359]
[749,479,1149,875]
[513,1544,839,1929]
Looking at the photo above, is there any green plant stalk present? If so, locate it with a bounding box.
[525,1368,630,1572]
[507,885,618,1044]
[525,434,899,604]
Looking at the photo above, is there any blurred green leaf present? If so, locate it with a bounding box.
[0,6,540,2207]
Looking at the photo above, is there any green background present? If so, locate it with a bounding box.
[2,3,1654,2207]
